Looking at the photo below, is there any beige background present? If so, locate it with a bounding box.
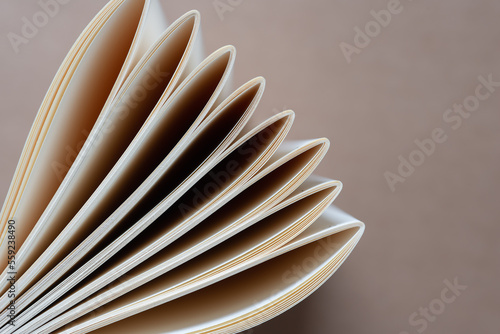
[1,0,499,333]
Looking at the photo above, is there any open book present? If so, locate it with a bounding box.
[0,1,365,333]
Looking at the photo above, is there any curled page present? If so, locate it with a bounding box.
[0,2,365,333]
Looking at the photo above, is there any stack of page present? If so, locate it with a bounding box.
[0,0,365,333]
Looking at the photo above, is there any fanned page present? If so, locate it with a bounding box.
[0,6,202,299]
[0,1,365,333]
[60,206,364,334]
[0,0,177,287]
[0,39,233,314]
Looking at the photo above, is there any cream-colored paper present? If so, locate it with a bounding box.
[55,206,364,334]
[0,2,365,333]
